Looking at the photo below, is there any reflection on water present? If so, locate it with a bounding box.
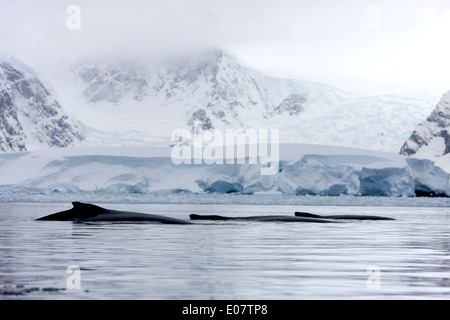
[0,202,449,299]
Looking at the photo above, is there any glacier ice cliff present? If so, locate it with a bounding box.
[0,145,448,197]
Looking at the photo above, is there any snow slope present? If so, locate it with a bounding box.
[50,49,436,153]
[0,144,448,197]
[0,50,439,154]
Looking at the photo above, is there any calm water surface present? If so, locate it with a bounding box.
[0,202,449,299]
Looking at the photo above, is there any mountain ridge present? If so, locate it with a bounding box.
[0,49,438,154]
[0,60,83,152]
[400,90,450,172]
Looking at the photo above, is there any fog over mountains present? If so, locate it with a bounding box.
[0,50,439,155]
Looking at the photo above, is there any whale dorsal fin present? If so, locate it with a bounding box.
[294,212,320,218]
[72,202,104,210]
[71,202,106,218]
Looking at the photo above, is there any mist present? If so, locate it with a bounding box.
[1,0,449,94]
[1,0,282,67]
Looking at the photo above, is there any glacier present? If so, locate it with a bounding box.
[0,144,448,200]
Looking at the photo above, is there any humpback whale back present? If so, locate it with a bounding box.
[189,213,337,223]
[36,202,103,221]
[292,212,319,218]
[294,212,395,220]
[36,202,192,224]
[189,214,233,221]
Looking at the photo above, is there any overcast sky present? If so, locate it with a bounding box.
[1,0,449,94]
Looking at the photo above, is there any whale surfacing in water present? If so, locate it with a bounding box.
[294,212,395,220]
[36,202,192,224]
[189,214,337,223]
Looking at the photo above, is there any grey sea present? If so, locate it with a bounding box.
[1,198,449,300]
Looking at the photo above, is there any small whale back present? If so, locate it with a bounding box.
[294,211,395,220]
[189,213,337,223]
[189,214,232,221]
[293,212,319,218]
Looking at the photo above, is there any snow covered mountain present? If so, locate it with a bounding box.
[400,90,450,173]
[0,49,438,153]
[0,59,83,152]
[64,49,435,152]
[69,49,312,133]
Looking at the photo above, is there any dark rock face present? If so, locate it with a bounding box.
[0,88,26,151]
[188,109,214,131]
[272,94,307,116]
[0,62,83,152]
[73,63,149,103]
[400,90,450,157]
